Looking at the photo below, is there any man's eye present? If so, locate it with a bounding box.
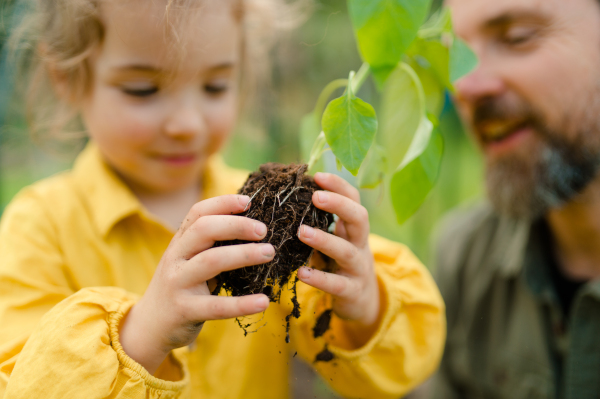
[502,26,538,46]
[122,86,159,97]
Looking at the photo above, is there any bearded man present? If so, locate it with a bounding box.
[431,0,600,398]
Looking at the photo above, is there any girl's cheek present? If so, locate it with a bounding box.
[206,97,238,151]
[87,87,161,146]
[122,103,165,144]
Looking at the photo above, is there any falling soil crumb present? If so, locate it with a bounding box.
[313,309,335,363]
[293,351,297,358]
[214,163,333,337]
[315,346,335,363]
[313,309,333,338]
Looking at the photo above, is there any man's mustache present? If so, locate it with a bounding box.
[472,97,537,127]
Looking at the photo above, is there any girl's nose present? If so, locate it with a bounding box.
[163,97,206,139]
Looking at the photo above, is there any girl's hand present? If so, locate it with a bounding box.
[119,195,273,375]
[297,173,380,340]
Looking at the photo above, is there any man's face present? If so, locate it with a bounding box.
[449,0,600,219]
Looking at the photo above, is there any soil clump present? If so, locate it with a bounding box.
[214,163,333,337]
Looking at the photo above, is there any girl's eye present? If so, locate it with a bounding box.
[121,85,159,97]
[204,80,229,95]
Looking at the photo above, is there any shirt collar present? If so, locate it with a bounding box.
[489,213,532,278]
[72,143,143,237]
[494,215,600,301]
[72,142,229,238]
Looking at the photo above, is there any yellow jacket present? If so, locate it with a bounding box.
[0,144,445,399]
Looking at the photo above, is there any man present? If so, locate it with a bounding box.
[432,0,600,398]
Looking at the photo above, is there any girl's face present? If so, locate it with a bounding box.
[80,1,241,194]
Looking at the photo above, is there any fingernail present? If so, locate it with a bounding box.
[255,296,269,311]
[298,266,312,279]
[317,191,328,203]
[255,223,267,236]
[261,244,274,257]
[239,195,250,207]
[300,225,315,238]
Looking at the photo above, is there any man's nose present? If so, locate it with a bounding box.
[454,63,505,104]
[164,96,206,139]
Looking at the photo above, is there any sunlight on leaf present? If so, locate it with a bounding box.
[379,63,424,174]
[390,117,444,224]
[358,144,388,189]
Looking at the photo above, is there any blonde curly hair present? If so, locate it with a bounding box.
[8,0,310,146]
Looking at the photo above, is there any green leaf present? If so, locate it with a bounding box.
[379,63,424,174]
[390,117,444,224]
[358,144,388,189]
[450,36,477,82]
[322,86,378,176]
[348,0,433,85]
[408,38,451,89]
[410,58,445,116]
[299,112,321,163]
[418,7,452,38]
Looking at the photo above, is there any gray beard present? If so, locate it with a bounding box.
[486,141,600,220]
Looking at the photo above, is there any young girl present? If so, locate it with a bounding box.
[0,0,445,398]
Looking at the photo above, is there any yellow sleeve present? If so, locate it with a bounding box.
[291,234,446,399]
[0,191,188,398]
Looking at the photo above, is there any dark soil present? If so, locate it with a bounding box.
[313,309,333,338]
[214,163,334,339]
[315,346,335,363]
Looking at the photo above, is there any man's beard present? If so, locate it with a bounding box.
[476,90,600,220]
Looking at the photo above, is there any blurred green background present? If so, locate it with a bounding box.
[0,1,483,397]
[0,0,484,265]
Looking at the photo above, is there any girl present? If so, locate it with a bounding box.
[0,0,445,398]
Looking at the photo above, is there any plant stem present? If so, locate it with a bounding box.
[350,62,370,94]
[313,79,348,117]
[399,62,426,116]
[307,132,330,171]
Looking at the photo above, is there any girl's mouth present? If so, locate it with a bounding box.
[155,153,197,166]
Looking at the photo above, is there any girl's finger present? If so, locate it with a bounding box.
[298,225,363,273]
[178,195,251,233]
[312,191,369,245]
[297,266,353,297]
[189,294,270,321]
[335,219,349,241]
[314,173,361,203]
[184,243,275,282]
[178,215,267,259]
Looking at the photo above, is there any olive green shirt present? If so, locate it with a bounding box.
[431,203,600,399]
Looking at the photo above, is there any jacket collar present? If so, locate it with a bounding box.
[72,144,143,237]
[72,143,228,238]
